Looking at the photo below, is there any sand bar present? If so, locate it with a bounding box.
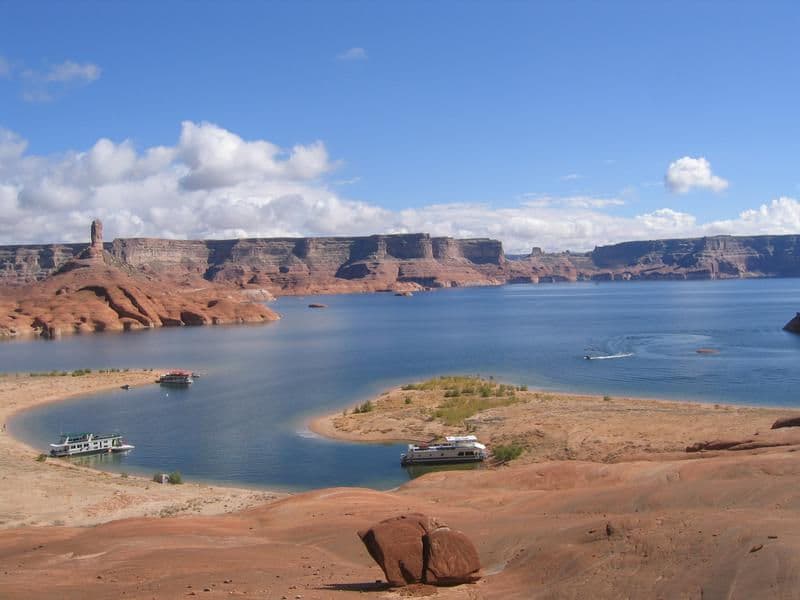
[310,376,800,463]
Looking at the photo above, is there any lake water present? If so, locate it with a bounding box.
[6,279,800,490]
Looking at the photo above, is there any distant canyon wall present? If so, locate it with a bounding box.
[3,233,800,293]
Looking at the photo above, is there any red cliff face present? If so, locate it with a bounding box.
[0,223,279,339]
[4,232,800,299]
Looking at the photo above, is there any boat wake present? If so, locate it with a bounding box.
[584,352,634,360]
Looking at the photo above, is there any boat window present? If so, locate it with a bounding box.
[458,452,464,456]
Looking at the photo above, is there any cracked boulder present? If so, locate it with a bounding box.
[357,513,481,587]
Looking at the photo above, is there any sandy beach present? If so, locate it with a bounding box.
[3,374,800,598]
[0,370,281,529]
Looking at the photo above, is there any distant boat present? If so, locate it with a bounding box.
[584,352,634,360]
[401,435,487,466]
[50,432,134,457]
[157,370,193,386]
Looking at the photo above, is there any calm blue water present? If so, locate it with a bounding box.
[6,279,800,490]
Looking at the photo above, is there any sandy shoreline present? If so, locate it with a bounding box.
[0,370,283,529]
[309,378,800,464]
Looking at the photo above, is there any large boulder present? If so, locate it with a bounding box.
[423,525,481,585]
[357,513,480,587]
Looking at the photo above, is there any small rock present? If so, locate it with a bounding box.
[750,544,764,553]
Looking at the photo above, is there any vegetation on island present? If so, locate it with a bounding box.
[492,443,524,463]
[400,376,526,426]
[352,400,374,414]
[152,470,183,484]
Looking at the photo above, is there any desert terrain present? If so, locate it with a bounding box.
[2,374,800,598]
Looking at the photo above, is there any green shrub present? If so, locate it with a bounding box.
[35,453,48,462]
[603,395,612,402]
[493,443,524,462]
[168,471,183,484]
[353,400,374,414]
[404,396,412,405]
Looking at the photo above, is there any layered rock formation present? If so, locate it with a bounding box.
[588,234,800,280]
[0,221,279,339]
[6,232,800,293]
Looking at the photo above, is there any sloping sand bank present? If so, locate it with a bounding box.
[2,450,800,599]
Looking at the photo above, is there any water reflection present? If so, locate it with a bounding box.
[403,461,485,480]
[59,450,133,469]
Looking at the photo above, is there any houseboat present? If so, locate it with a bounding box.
[400,435,487,466]
[49,432,134,457]
[157,370,193,386]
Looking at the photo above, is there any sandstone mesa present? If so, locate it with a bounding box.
[0,220,279,339]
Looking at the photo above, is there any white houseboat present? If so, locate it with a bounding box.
[400,435,487,466]
[157,370,193,386]
[49,432,134,457]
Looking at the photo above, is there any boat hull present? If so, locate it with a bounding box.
[400,455,485,466]
[50,445,134,458]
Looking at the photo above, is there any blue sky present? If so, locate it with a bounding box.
[1,1,799,251]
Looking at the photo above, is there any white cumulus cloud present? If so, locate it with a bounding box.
[0,123,797,253]
[665,156,729,194]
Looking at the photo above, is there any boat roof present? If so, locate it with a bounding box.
[445,435,479,442]
[59,432,123,440]
[163,370,191,375]
[408,440,486,450]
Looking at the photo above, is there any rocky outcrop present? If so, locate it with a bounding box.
[784,313,800,334]
[357,513,481,587]
[772,416,800,429]
[0,225,279,339]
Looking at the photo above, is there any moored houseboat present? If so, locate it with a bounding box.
[49,432,134,457]
[400,435,487,466]
[157,370,193,386]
